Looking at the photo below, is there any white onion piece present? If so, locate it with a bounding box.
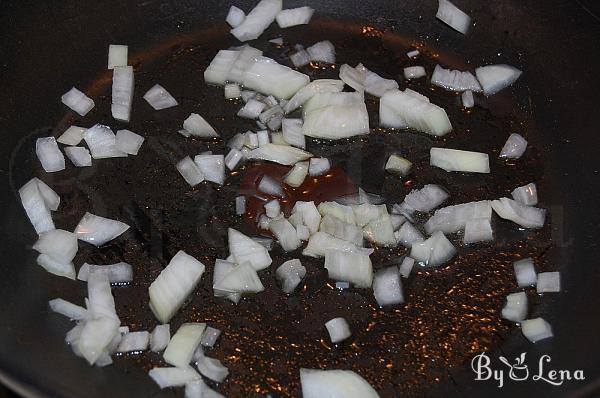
[257,130,270,146]
[61,87,95,116]
[491,197,546,229]
[335,188,385,206]
[213,262,264,294]
[410,231,456,266]
[226,5,246,28]
[238,99,267,120]
[399,257,415,278]
[407,50,420,58]
[430,147,490,173]
[513,258,537,287]
[404,66,426,79]
[117,331,150,353]
[36,254,75,279]
[302,90,362,115]
[284,79,344,113]
[364,214,397,247]
[230,0,282,41]
[325,250,372,288]
[58,126,86,145]
[351,204,387,228]
[359,64,399,97]
[78,316,120,365]
[373,266,404,306]
[296,224,309,239]
[143,84,178,110]
[309,158,330,176]
[19,179,54,234]
[225,83,242,99]
[149,366,201,389]
[403,184,449,212]
[282,118,305,149]
[436,0,471,34]
[511,183,538,206]
[462,90,475,108]
[176,156,204,187]
[87,272,119,320]
[149,251,205,323]
[284,161,309,187]
[264,199,281,218]
[300,368,380,398]
[303,232,365,258]
[269,217,301,251]
[290,49,311,68]
[338,64,365,92]
[235,196,247,216]
[243,56,310,99]
[36,137,65,172]
[259,105,284,130]
[247,143,312,166]
[77,262,133,284]
[181,113,219,138]
[291,201,321,234]
[275,259,306,294]
[150,324,171,352]
[303,101,369,139]
[501,292,528,322]
[319,215,363,246]
[225,148,244,170]
[318,202,356,225]
[276,6,314,27]
[499,133,528,159]
[84,124,127,159]
[111,66,134,122]
[49,298,88,321]
[425,200,492,234]
[115,129,144,155]
[33,229,77,264]
[212,260,242,303]
[257,175,284,198]
[30,178,59,211]
[163,323,206,367]
[537,272,560,293]
[307,40,336,63]
[197,356,229,383]
[521,318,553,343]
[194,155,225,186]
[252,237,274,250]
[269,37,283,45]
[380,89,452,136]
[475,64,523,96]
[228,45,263,83]
[63,146,91,168]
[244,131,259,149]
[200,327,221,348]
[204,50,240,85]
[431,65,482,92]
[325,317,351,343]
[463,218,494,244]
[74,212,129,246]
[228,228,272,270]
[108,44,128,69]
[385,154,412,176]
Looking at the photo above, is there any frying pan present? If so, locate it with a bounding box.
[1,0,600,397]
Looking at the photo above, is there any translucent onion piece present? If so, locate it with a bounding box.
[19,178,55,234]
[204,50,240,85]
[385,154,412,176]
[307,40,336,63]
[117,331,150,353]
[264,199,281,218]
[282,118,305,149]
[149,367,201,389]
[197,356,229,383]
[363,214,397,247]
[410,231,456,266]
[49,298,88,321]
[163,323,206,368]
[491,197,546,229]
[511,183,538,206]
[436,0,471,34]
[228,228,272,270]
[351,204,387,228]
[501,292,528,322]
[229,45,263,83]
[318,202,356,225]
[403,184,449,212]
[303,232,365,258]
[514,258,537,287]
[309,157,330,176]
[225,83,242,99]
[269,217,301,251]
[324,250,373,288]
[225,148,244,170]
[115,129,144,155]
[475,64,523,96]
[150,324,171,352]
[373,265,404,306]
[176,156,204,187]
[399,257,415,278]
[84,124,127,159]
[291,201,321,234]
[33,229,78,264]
[242,56,309,99]
[230,0,282,42]
[290,49,310,68]
[275,259,306,293]
[226,5,246,28]
[111,66,134,122]
[499,133,528,159]
[430,147,490,173]
[284,79,344,114]
[213,262,264,294]
[235,196,247,215]
[77,316,120,365]
[462,90,475,108]
[521,318,553,343]
[57,125,86,146]
[74,212,130,247]
[61,87,95,116]
[431,64,482,92]
[300,368,380,398]
[200,327,222,348]
[302,101,369,139]
[276,6,314,27]
[359,64,399,97]
[247,143,312,165]
[425,200,492,234]
[36,137,65,172]
[143,84,178,110]
[325,317,351,343]
[403,66,426,79]
[463,218,494,244]
[77,262,133,284]
[64,146,91,167]
[36,254,75,279]
[319,215,363,246]
[536,272,561,293]
[283,161,308,187]
[212,260,242,304]
[194,154,225,186]
[107,44,128,69]
[182,113,219,138]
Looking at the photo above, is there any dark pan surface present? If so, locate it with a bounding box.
[1,1,600,397]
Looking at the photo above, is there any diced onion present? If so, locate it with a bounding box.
[276,259,307,293]
[111,66,134,122]
[385,154,412,176]
[19,178,55,234]
[501,292,528,322]
[521,318,553,343]
[291,201,321,234]
[300,368,380,398]
[117,331,150,353]
[264,199,281,218]
[309,157,330,176]
[197,356,229,383]
[373,266,404,306]
[403,184,449,212]
[176,156,204,187]
[536,272,560,293]
[61,87,95,116]
[163,323,206,368]
[243,56,310,99]
[430,147,490,173]
[410,231,456,266]
[226,5,246,28]
[276,6,314,28]
[491,197,546,229]
[284,79,344,114]
[182,113,219,138]
[32,178,59,211]
[33,229,78,264]
[499,133,527,159]
[259,105,284,130]
[399,257,415,278]
[257,175,284,197]
[290,49,310,68]
[318,202,356,225]
[462,90,475,108]
[213,262,264,294]
[324,250,372,288]
[74,212,129,246]
[325,317,351,343]
[204,50,240,86]
[302,93,369,139]
[431,65,482,92]
[150,324,171,352]
[463,218,494,244]
[77,315,120,365]
[284,161,309,187]
[303,232,364,258]
[228,228,272,270]
[77,262,133,284]
[36,137,65,172]
[247,143,312,165]
[194,155,225,186]
[407,50,420,58]
[436,0,471,34]
[84,124,127,159]
[269,217,301,251]
[425,200,492,234]
[49,298,88,321]
[319,215,363,246]
[225,148,244,170]
[307,41,336,63]
[149,366,201,389]
[58,125,86,146]
[108,44,128,69]
[363,214,397,247]
[230,0,282,42]
[115,129,144,155]
[36,254,75,279]
[511,183,538,206]
[225,83,242,99]
[200,327,222,348]
[269,37,283,45]
[513,258,537,287]
[235,196,246,216]
[403,66,426,79]
[475,64,523,96]
[282,118,306,149]
[143,84,178,110]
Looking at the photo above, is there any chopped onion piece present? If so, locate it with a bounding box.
[77,262,133,284]
[290,49,310,68]
[242,56,310,99]
[436,0,471,34]
[225,148,244,170]
[276,6,314,27]
[463,218,494,244]
[19,178,54,234]
[111,66,134,122]
[176,156,204,187]
[269,217,301,251]
[404,66,426,79]
[182,113,219,138]
[407,50,420,58]
[33,229,77,264]
[115,129,144,155]
[462,90,475,108]
[257,130,270,146]
[228,45,263,83]
[149,366,201,389]
[204,50,240,85]
[212,260,242,303]
[373,266,404,306]
[399,257,415,278]
[247,143,312,165]
[501,292,528,322]
[475,64,523,96]
[78,316,120,365]
[84,124,127,159]
[31,178,59,211]
[37,254,75,279]
[149,251,206,324]
[336,282,350,290]
[430,147,490,173]
[61,87,95,116]
[74,212,129,246]
[363,214,397,247]
[49,298,88,321]
[225,83,242,99]
[391,214,406,231]
[200,327,221,348]
[58,125,86,145]
[117,331,150,353]
[536,272,560,293]
[264,199,281,218]
[491,197,546,229]
[269,37,283,45]
[309,158,330,176]
[197,356,229,382]
[511,183,538,206]
[238,99,267,119]
[258,175,284,197]
[425,200,492,234]
[359,64,399,97]
[252,237,274,250]
[235,196,246,216]
[521,318,553,343]
[143,84,178,110]
[303,232,364,258]
[318,202,356,225]
[319,215,363,246]
[325,250,372,288]
[87,272,119,320]
[163,323,206,368]
[150,324,171,352]
[300,368,380,398]
[282,118,305,149]
[296,224,310,240]
[228,228,272,270]
[499,133,528,159]
[513,258,537,287]
[259,105,284,130]
[325,317,351,343]
[276,259,306,293]
[284,79,344,113]
[291,201,321,234]
[226,5,246,28]
[410,231,456,266]
[338,64,365,92]
[213,262,264,294]
[36,137,65,172]
[352,204,387,228]
[431,65,482,92]
[303,98,369,139]
[108,44,128,69]
[230,0,282,42]
[385,154,412,176]
[194,155,225,186]
[403,184,449,212]
[307,40,336,63]
[284,161,309,187]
